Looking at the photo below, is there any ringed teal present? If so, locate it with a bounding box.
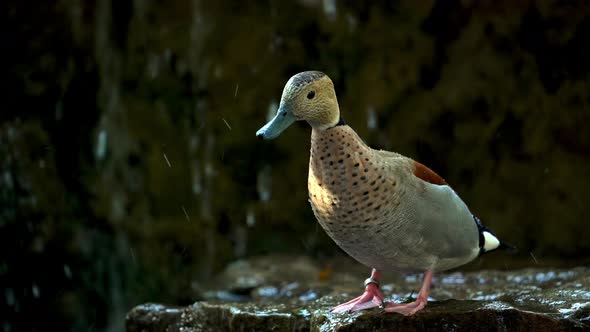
[256,71,513,316]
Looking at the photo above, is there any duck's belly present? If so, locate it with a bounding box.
[309,181,480,273]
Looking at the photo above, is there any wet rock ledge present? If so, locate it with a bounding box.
[126,256,590,331]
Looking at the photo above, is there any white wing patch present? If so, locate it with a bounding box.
[483,231,500,252]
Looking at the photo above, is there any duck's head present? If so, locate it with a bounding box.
[256,71,340,140]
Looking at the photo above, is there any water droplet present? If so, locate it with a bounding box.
[148,54,160,79]
[190,135,199,151]
[234,226,247,257]
[257,166,272,202]
[367,106,377,130]
[204,162,215,177]
[214,65,223,78]
[111,192,125,220]
[246,210,256,227]
[3,171,13,190]
[7,126,15,140]
[5,288,15,306]
[322,0,337,20]
[55,100,63,121]
[130,247,136,264]
[95,130,108,160]
[32,284,40,298]
[346,14,357,32]
[192,168,202,195]
[163,48,173,64]
[64,264,72,279]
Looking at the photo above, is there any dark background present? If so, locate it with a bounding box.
[2,0,589,331]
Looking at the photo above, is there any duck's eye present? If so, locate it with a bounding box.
[307,91,316,99]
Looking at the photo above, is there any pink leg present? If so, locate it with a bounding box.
[330,269,384,313]
[384,270,433,316]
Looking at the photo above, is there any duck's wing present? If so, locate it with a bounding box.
[375,150,447,185]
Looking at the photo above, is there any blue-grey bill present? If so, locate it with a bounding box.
[256,109,296,140]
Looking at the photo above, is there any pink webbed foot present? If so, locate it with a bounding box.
[383,297,427,316]
[330,269,383,313]
[384,270,433,316]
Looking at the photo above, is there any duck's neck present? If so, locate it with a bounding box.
[309,111,344,130]
[309,126,372,190]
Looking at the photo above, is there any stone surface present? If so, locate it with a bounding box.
[127,256,590,331]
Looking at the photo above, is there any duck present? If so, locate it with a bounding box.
[256,71,513,316]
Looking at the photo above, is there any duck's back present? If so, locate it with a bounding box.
[308,125,480,273]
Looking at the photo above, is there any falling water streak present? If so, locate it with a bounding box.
[55,100,63,121]
[190,0,216,282]
[190,133,203,194]
[222,118,232,131]
[530,252,539,264]
[234,84,239,97]
[130,247,136,264]
[199,133,216,277]
[200,136,215,221]
[95,1,140,331]
[163,153,172,168]
[182,205,190,222]
[189,0,211,87]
